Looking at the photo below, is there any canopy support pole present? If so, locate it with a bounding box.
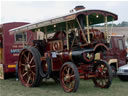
[86,15,90,43]
[76,18,87,43]
[108,19,114,43]
[105,16,108,43]
[44,27,47,42]
[22,32,25,48]
[66,22,69,50]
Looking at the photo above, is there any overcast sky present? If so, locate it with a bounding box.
[1,1,128,24]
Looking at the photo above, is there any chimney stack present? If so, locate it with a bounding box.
[74,5,85,11]
[70,5,85,13]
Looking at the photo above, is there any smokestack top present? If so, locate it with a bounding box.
[69,5,85,13]
[74,6,85,11]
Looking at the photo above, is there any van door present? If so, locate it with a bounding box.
[0,34,4,79]
[115,36,126,67]
[0,35,3,64]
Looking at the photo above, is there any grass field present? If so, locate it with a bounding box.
[0,77,128,96]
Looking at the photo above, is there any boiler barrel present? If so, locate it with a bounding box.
[71,49,94,63]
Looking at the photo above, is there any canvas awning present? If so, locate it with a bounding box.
[9,9,118,35]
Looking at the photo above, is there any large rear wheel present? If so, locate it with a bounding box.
[60,62,79,92]
[18,47,42,87]
[92,60,112,88]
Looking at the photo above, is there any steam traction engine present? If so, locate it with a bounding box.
[9,6,118,92]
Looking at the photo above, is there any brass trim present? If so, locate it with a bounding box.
[80,43,89,47]
[108,59,118,69]
[53,42,60,51]
[40,57,46,61]
[94,53,100,60]
[69,51,72,61]
[49,40,63,51]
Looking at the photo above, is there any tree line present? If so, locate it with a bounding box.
[95,21,128,27]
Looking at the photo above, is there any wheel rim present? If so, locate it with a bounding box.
[60,65,75,92]
[18,49,36,87]
[94,62,110,88]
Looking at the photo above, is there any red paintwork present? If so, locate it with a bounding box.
[0,22,34,73]
[83,29,127,68]
[106,36,127,67]
[43,29,127,73]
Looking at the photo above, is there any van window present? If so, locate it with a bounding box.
[118,39,124,50]
[109,39,112,49]
[109,42,112,49]
[15,33,27,42]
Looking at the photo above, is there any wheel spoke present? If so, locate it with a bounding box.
[29,57,34,65]
[101,64,104,68]
[23,54,28,61]
[21,64,26,66]
[104,78,109,82]
[27,52,31,62]
[27,74,31,84]
[23,72,28,77]
[103,79,107,85]
[67,67,70,74]
[69,82,72,88]
[31,70,36,76]
[71,81,75,88]
[70,75,75,78]
[101,79,104,86]
[31,65,36,68]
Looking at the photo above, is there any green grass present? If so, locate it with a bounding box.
[0,78,128,96]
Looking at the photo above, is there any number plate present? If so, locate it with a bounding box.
[52,52,57,58]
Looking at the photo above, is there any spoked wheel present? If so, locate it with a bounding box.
[60,62,79,92]
[18,47,42,87]
[93,60,112,88]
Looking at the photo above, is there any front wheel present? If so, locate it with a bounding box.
[18,47,42,87]
[92,60,113,88]
[60,62,79,92]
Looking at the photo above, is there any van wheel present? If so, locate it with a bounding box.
[118,75,128,81]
